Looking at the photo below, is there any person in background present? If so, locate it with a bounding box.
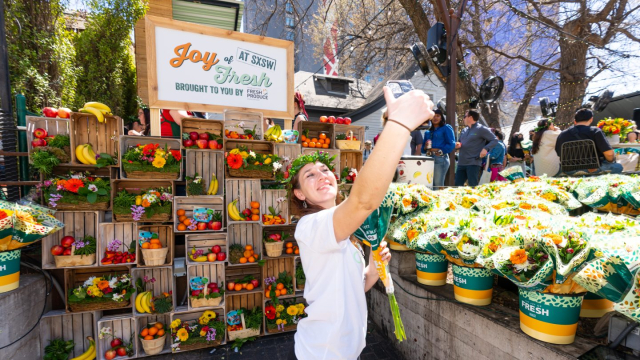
[507,133,527,175]
[529,130,535,141]
[531,119,561,177]
[293,92,308,132]
[265,118,275,130]
[161,109,191,137]
[137,108,150,136]
[363,140,372,162]
[422,109,455,188]
[454,110,499,186]
[128,121,145,136]
[555,108,623,175]
[410,129,423,156]
[488,128,507,182]
[627,125,640,143]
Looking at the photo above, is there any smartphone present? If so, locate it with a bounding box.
[386,80,415,99]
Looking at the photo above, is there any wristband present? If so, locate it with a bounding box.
[387,119,412,132]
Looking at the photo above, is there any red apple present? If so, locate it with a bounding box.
[33,128,48,139]
[212,245,221,254]
[197,222,207,230]
[199,133,209,141]
[328,116,336,124]
[31,139,42,148]
[42,107,58,118]
[116,347,127,357]
[63,248,72,256]
[207,253,217,262]
[336,117,344,124]
[208,140,219,149]
[211,221,222,231]
[183,138,194,147]
[242,209,251,217]
[61,235,75,248]
[227,281,235,291]
[196,139,208,149]
[189,132,199,141]
[104,349,116,360]
[110,338,122,348]
[210,287,220,294]
[319,116,328,123]
[57,108,71,119]
[344,117,352,125]
[208,282,218,288]
[217,144,223,149]
[51,245,64,256]
[191,290,201,296]
[217,252,227,261]
[250,279,259,288]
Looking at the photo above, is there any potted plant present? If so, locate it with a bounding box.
[226,147,281,179]
[50,235,97,267]
[264,300,306,334]
[226,307,262,340]
[113,187,173,222]
[68,273,134,312]
[170,311,226,352]
[597,117,633,144]
[263,231,289,257]
[40,173,110,211]
[43,338,74,360]
[122,143,181,179]
[139,322,167,356]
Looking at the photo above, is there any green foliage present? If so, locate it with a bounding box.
[296,262,305,286]
[44,338,75,360]
[31,150,61,174]
[74,235,97,256]
[242,307,263,330]
[48,134,71,149]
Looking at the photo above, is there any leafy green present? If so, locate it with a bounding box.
[96,153,116,168]
[296,262,305,286]
[242,307,263,330]
[44,338,75,360]
[31,150,61,174]
[48,134,70,149]
[186,173,205,196]
[230,336,257,351]
[74,235,96,256]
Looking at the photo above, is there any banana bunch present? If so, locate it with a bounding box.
[135,291,154,314]
[79,102,112,123]
[228,199,243,221]
[75,144,97,165]
[207,174,219,195]
[264,125,284,142]
[70,337,96,360]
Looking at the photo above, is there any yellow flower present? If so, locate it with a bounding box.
[240,151,249,159]
[93,277,103,285]
[276,312,281,318]
[264,157,272,165]
[510,249,527,264]
[200,330,207,337]
[606,119,614,125]
[282,320,287,325]
[276,319,283,325]
[276,305,285,313]
[170,319,181,329]
[155,149,166,158]
[287,306,298,316]
[230,149,240,155]
[177,328,189,342]
[152,156,166,168]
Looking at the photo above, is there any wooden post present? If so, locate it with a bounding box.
[150,108,161,136]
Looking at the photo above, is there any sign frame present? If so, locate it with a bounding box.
[144,15,295,119]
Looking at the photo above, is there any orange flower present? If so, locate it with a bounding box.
[226,153,243,169]
[142,199,151,207]
[544,234,563,245]
[57,179,68,187]
[406,229,419,240]
[64,179,84,193]
[510,249,527,264]
[519,203,532,210]
[97,280,110,290]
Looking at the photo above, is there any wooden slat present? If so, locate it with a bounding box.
[261,189,288,226]
[96,315,137,359]
[299,122,335,149]
[225,293,263,314]
[40,311,95,358]
[173,196,224,233]
[223,110,264,140]
[334,124,365,151]
[131,266,176,317]
[187,263,225,310]
[274,143,301,170]
[69,113,123,165]
[137,225,174,266]
[185,233,227,265]
[65,267,131,312]
[227,223,262,266]
[41,211,102,269]
[180,118,224,141]
[224,264,262,296]
[169,308,226,351]
[225,179,261,224]
[340,150,364,173]
[185,150,225,196]
[26,116,70,156]
[98,223,138,267]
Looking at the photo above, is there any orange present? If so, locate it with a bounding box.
[177,209,186,217]
[286,248,293,254]
[154,323,164,329]
[248,256,255,263]
[234,283,243,291]
[245,245,253,251]
[251,214,260,221]
[265,290,270,297]
[242,283,248,289]
[311,138,318,143]
[268,285,272,291]
[148,327,158,336]
[319,133,327,140]
[150,243,162,249]
[295,249,300,254]
[308,142,316,148]
[178,215,187,223]
[251,208,260,215]
[246,284,254,291]
[177,224,187,231]
[239,257,247,264]
[302,142,308,147]
[182,218,192,226]
[141,242,151,249]
[150,239,161,245]
[301,135,307,142]
[276,283,284,290]
[275,289,281,297]
[317,143,323,148]
[157,329,165,337]
[141,328,149,337]
[317,138,324,144]
[322,144,329,149]
[250,201,260,209]
[144,335,154,340]
[286,242,293,248]
[324,138,330,145]
[243,250,252,258]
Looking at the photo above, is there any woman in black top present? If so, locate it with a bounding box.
[508,132,527,174]
[293,92,308,132]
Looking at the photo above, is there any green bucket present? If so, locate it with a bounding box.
[452,264,494,306]
[0,250,21,293]
[519,289,584,344]
[415,252,448,286]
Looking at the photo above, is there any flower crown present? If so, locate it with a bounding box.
[283,151,336,187]
[533,119,554,133]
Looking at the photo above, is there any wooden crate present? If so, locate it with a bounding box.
[263,258,295,299]
[98,223,138,267]
[134,314,172,357]
[137,225,174,267]
[225,179,261,224]
[261,189,289,226]
[187,263,225,310]
[263,225,297,259]
[301,148,341,179]
[225,265,262,297]
[173,196,225,234]
[294,257,305,292]
[131,266,176,317]
[180,117,224,145]
[340,150,364,173]
[69,112,123,165]
[299,122,335,149]
[96,315,137,360]
[224,140,276,180]
[42,211,103,269]
[227,223,262,266]
[26,116,70,157]
[185,150,224,196]
[185,233,227,266]
[119,135,183,180]
[40,311,96,359]
[111,180,174,223]
[223,110,264,141]
[64,267,132,313]
[169,308,226,351]
[334,124,365,151]
[263,297,306,336]
[274,143,301,171]
[46,164,118,180]
[225,292,263,340]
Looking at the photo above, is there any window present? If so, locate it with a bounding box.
[286,15,295,28]
[286,2,293,13]
[329,80,348,94]
[285,31,294,41]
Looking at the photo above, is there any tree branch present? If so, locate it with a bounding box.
[466,44,558,71]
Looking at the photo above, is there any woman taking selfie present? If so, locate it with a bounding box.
[288,87,434,359]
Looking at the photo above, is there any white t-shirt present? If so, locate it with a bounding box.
[294,207,367,360]
[532,129,561,176]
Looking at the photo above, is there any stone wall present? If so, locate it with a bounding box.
[367,252,597,360]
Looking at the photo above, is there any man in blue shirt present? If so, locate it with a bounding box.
[422,109,456,188]
[454,110,499,186]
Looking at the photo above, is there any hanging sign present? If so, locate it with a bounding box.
[144,16,295,119]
